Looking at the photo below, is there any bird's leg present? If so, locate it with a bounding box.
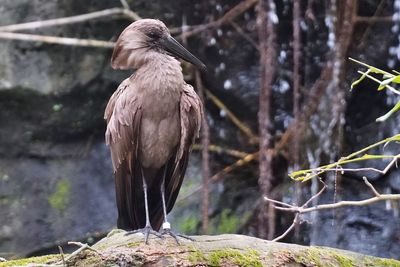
[125,168,163,244]
[160,167,194,244]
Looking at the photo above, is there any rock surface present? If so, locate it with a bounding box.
[1,232,400,267]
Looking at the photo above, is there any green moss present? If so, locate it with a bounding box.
[292,246,400,267]
[127,241,142,248]
[0,255,58,267]
[188,250,207,264]
[188,248,262,266]
[210,248,262,267]
[332,254,354,267]
[295,247,356,267]
[106,228,125,237]
[48,179,71,213]
[295,248,326,266]
[366,258,400,267]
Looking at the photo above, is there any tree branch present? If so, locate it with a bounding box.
[196,70,210,234]
[0,8,140,32]
[265,177,400,241]
[205,89,258,144]
[178,0,258,39]
[0,32,115,48]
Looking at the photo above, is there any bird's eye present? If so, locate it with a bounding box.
[147,31,160,39]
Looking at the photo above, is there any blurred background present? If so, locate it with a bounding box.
[0,0,400,260]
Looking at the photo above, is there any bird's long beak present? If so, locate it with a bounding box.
[160,35,206,72]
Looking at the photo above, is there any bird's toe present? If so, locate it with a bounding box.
[161,228,194,245]
[125,226,164,244]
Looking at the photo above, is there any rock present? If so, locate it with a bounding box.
[2,233,400,267]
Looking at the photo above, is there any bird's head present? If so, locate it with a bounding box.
[111,19,206,71]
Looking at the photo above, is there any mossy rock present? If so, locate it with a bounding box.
[0,255,59,267]
[2,232,399,266]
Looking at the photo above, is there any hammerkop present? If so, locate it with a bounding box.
[104,19,205,242]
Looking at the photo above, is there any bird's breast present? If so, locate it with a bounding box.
[138,90,181,169]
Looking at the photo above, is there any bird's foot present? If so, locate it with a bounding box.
[160,222,194,245]
[125,225,164,244]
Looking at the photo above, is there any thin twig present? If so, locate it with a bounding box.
[263,198,294,208]
[290,193,400,213]
[229,21,259,51]
[355,15,393,24]
[192,144,249,158]
[272,213,299,242]
[178,0,258,39]
[292,154,400,181]
[205,89,258,144]
[357,70,400,95]
[210,151,259,181]
[0,32,114,48]
[265,178,400,214]
[363,176,380,197]
[58,246,65,266]
[54,242,97,265]
[265,177,400,240]
[302,179,327,207]
[176,151,259,204]
[68,241,102,256]
[119,0,131,11]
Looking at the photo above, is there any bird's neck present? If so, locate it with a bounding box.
[133,54,184,94]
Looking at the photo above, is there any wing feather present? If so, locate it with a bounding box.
[105,80,144,230]
[165,84,203,212]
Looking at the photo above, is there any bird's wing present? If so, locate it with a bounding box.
[165,83,203,213]
[105,79,141,171]
[105,80,143,230]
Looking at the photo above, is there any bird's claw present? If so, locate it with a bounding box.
[161,228,194,244]
[125,225,164,244]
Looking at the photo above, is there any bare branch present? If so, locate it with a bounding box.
[265,178,400,215]
[263,197,294,208]
[192,144,249,158]
[0,8,140,33]
[230,21,259,51]
[178,0,258,39]
[272,214,300,242]
[56,243,89,264]
[265,176,400,241]
[355,15,393,24]
[210,151,259,182]
[303,182,327,207]
[119,0,131,11]
[0,32,114,48]
[205,89,258,144]
[363,176,381,197]
[58,246,65,266]
[298,193,400,213]
[176,151,259,204]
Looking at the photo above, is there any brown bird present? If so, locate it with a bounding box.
[104,19,205,243]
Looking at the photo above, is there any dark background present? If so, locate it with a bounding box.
[0,0,399,260]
